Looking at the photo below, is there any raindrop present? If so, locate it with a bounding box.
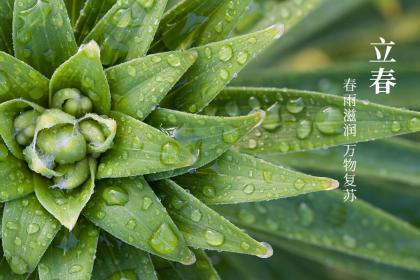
[9,256,29,274]
[167,54,181,67]
[225,100,239,116]
[149,223,179,254]
[142,196,153,210]
[262,103,281,131]
[219,69,229,80]
[6,221,18,230]
[191,209,202,222]
[240,242,250,250]
[222,126,240,143]
[102,186,129,206]
[126,219,137,230]
[342,234,357,248]
[408,117,420,132]
[390,121,401,132]
[112,9,132,28]
[262,170,272,182]
[138,0,155,8]
[286,97,305,114]
[243,184,255,194]
[204,229,225,246]
[315,107,344,135]
[296,119,313,139]
[237,51,249,65]
[127,66,136,77]
[160,142,180,165]
[218,45,233,62]
[69,264,83,273]
[202,185,216,198]
[27,223,40,235]
[294,179,305,190]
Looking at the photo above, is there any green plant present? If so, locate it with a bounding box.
[0,0,419,279]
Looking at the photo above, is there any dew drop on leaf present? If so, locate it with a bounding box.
[142,196,153,210]
[102,186,129,206]
[190,209,202,222]
[315,107,344,135]
[27,223,40,235]
[148,223,179,254]
[296,119,313,139]
[222,127,240,143]
[262,103,281,131]
[69,264,83,273]
[167,54,181,67]
[286,97,305,114]
[243,184,255,194]
[218,45,233,62]
[204,229,225,246]
[160,142,181,165]
[9,255,29,274]
[408,117,420,132]
[294,178,305,190]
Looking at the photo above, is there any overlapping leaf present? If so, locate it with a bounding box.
[64,0,86,26]
[106,51,196,120]
[50,41,111,115]
[34,158,97,230]
[214,191,420,271]
[83,0,167,65]
[97,111,195,178]
[2,195,61,274]
[206,87,420,155]
[0,245,26,280]
[152,0,251,50]
[160,25,283,113]
[92,232,157,280]
[0,52,49,105]
[155,249,220,280]
[0,99,44,159]
[155,180,272,257]
[175,150,338,204]
[13,0,77,77]
[0,141,35,203]
[146,109,264,180]
[38,219,99,280]
[83,176,195,264]
[0,0,14,54]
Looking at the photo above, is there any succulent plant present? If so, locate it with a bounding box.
[0,0,420,279]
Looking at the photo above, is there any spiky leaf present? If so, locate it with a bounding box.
[38,219,99,280]
[146,109,264,180]
[106,51,196,121]
[2,195,61,274]
[34,158,97,230]
[0,0,14,53]
[155,179,272,257]
[13,0,77,77]
[50,41,111,115]
[175,150,338,204]
[83,176,195,264]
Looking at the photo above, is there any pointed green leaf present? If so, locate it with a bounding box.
[0,246,27,280]
[74,0,117,43]
[214,191,420,271]
[0,141,35,202]
[175,150,338,204]
[155,179,272,257]
[266,138,420,187]
[83,0,168,66]
[50,41,111,115]
[160,25,283,113]
[254,233,420,280]
[92,232,157,280]
[34,158,96,230]
[156,249,220,280]
[0,0,14,54]
[97,111,194,179]
[83,176,195,264]
[207,87,420,155]
[146,109,264,180]
[0,99,45,159]
[13,0,77,77]
[152,0,250,50]
[64,0,86,26]
[106,51,197,121]
[38,219,99,280]
[2,195,61,274]
[0,52,49,105]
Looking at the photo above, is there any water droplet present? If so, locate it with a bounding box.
[248,139,257,149]
[102,186,129,206]
[167,54,181,67]
[69,264,83,273]
[6,221,18,230]
[27,223,40,234]
[9,255,29,274]
[296,119,313,139]
[218,45,233,62]
[219,69,229,80]
[149,223,179,254]
[142,196,153,210]
[315,107,344,135]
[342,234,357,248]
[138,0,155,8]
[204,229,225,246]
[390,121,401,132]
[202,185,216,198]
[243,184,255,194]
[225,100,239,116]
[408,117,420,132]
[262,170,272,182]
[286,97,305,114]
[294,179,305,190]
[127,65,136,77]
[297,202,314,226]
[126,219,137,230]
[262,103,281,131]
[112,9,132,28]
[223,126,240,143]
[191,209,202,222]
[204,47,212,58]
[14,237,22,246]
[237,51,249,65]
[240,242,250,250]
[160,142,180,165]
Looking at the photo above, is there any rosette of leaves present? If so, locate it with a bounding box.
[0,0,419,279]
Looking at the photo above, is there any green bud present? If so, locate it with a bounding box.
[14,110,39,146]
[52,88,93,117]
[37,125,87,165]
[53,158,90,190]
[62,99,80,116]
[79,119,106,145]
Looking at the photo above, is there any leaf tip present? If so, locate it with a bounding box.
[270,23,285,40]
[325,178,340,190]
[79,40,100,58]
[180,249,197,265]
[257,241,273,258]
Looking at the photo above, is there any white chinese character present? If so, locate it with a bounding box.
[344,144,356,157]
[344,189,357,202]
[370,68,396,94]
[344,123,357,137]
[343,94,356,107]
[343,78,357,92]
[370,37,396,62]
